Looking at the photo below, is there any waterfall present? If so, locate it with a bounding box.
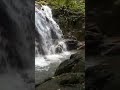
[35,5,71,69]
[35,5,67,56]
[35,5,76,84]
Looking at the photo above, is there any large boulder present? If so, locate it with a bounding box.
[55,51,85,76]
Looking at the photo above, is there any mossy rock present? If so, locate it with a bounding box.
[55,73,84,85]
[36,1,48,5]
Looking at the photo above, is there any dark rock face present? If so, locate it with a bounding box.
[65,39,79,51]
[55,51,84,76]
[0,0,35,89]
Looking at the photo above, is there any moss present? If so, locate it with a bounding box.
[35,0,48,5]
[36,0,85,15]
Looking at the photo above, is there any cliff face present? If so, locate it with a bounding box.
[0,0,35,89]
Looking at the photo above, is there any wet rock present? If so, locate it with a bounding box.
[55,45,63,53]
[65,39,79,51]
[55,51,85,76]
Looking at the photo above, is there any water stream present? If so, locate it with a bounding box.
[35,5,74,84]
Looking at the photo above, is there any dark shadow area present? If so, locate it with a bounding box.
[86,0,120,90]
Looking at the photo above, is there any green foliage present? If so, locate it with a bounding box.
[36,0,85,14]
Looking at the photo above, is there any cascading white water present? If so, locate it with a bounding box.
[35,4,70,67]
[35,5,67,56]
[35,5,74,83]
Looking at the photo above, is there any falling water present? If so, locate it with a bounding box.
[35,5,73,83]
[35,5,67,55]
[35,4,70,67]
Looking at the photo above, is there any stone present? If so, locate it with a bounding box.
[55,51,85,76]
[65,39,79,51]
